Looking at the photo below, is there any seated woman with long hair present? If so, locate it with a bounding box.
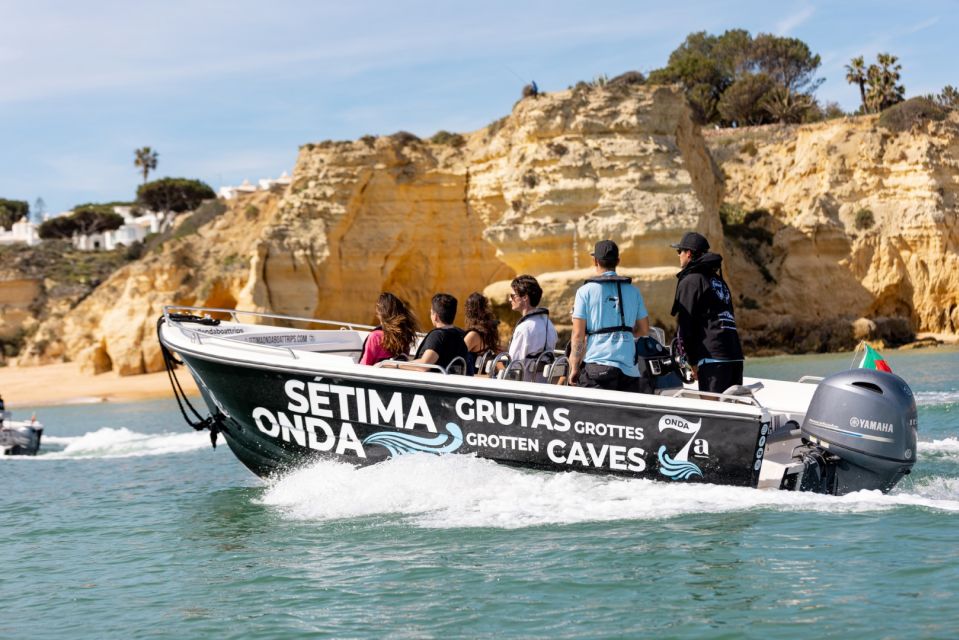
[464,292,500,374]
[360,292,419,365]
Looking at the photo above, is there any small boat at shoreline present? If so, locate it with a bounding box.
[158,306,919,496]
[1,412,43,456]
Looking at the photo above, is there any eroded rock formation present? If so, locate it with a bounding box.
[707,112,959,350]
[8,85,957,374]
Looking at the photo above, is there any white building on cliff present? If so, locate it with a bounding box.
[72,207,168,252]
[0,217,41,247]
[218,172,291,199]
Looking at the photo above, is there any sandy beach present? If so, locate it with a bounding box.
[0,362,198,408]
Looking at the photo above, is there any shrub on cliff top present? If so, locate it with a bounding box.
[37,208,124,239]
[430,130,466,148]
[0,198,29,230]
[137,177,215,214]
[608,70,646,87]
[877,97,947,133]
[389,131,421,147]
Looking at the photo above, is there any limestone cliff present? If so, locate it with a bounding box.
[15,84,721,375]
[707,112,959,350]
[11,85,958,375]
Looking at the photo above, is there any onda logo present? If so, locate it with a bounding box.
[849,416,894,433]
[657,415,709,480]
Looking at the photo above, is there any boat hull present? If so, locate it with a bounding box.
[180,353,768,487]
[1,423,43,456]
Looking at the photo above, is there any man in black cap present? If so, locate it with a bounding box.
[569,239,649,391]
[670,231,744,394]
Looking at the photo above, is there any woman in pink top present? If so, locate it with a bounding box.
[360,292,419,365]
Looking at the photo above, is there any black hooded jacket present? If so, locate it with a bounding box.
[671,252,744,364]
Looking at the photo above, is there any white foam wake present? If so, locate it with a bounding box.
[919,437,959,456]
[258,454,959,529]
[915,390,959,406]
[38,427,209,459]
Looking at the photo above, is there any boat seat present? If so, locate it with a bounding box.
[484,352,512,379]
[446,356,468,376]
[473,350,497,376]
[501,359,525,381]
[721,382,765,398]
[544,356,570,385]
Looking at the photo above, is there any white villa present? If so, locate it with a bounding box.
[217,171,291,199]
[0,217,41,247]
[72,207,168,252]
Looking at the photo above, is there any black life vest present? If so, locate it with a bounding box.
[583,275,633,336]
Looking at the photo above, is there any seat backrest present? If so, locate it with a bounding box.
[487,352,512,379]
[446,356,467,376]
[502,359,525,381]
[474,350,496,376]
[545,356,570,385]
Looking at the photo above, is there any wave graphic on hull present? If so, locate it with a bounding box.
[657,445,703,480]
[363,422,463,457]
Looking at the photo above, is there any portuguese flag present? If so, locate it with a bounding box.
[859,343,892,372]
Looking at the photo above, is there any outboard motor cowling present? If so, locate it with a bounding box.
[800,369,918,494]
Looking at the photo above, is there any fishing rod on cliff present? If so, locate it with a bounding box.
[503,64,538,95]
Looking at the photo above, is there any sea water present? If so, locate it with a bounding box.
[2,347,958,639]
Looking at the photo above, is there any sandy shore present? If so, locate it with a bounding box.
[0,362,198,408]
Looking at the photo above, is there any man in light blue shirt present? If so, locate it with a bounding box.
[569,240,649,391]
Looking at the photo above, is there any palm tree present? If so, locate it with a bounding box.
[845,56,868,113]
[134,147,159,184]
[866,53,904,112]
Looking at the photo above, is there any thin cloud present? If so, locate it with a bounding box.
[905,16,939,34]
[775,5,815,35]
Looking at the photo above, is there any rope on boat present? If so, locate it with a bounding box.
[156,316,226,449]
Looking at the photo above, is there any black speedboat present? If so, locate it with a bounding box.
[158,307,918,495]
[1,412,43,456]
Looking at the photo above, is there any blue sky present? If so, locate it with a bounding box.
[1,0,955,216]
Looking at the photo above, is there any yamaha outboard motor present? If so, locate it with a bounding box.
[799,369,917,494]
[635,336,684,394]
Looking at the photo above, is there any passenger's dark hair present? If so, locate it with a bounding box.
[510,274,543,307]
[376,292,419,356]
[465,292,499,352]
[431,293,458,325]
[597,256,619,270]
[689,250,705,261]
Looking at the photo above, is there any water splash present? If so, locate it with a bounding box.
[918,438,959,459]
[258,454,959,529]
[915,390,959,407]
[36,428,209,459]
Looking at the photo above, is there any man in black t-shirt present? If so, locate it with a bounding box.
[410,293,469,373]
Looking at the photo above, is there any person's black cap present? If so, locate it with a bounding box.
[590,239,619,261]
[670,231,710,253]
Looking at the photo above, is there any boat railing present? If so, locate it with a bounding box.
[163,305,381,361]
[666,387,763,407]
[163,305,377,333]
[374,360,450,375]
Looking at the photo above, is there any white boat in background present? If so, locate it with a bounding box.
[158,306,919,495]
[1,411,43,456]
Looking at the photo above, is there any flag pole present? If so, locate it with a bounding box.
[850,340,865,369]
